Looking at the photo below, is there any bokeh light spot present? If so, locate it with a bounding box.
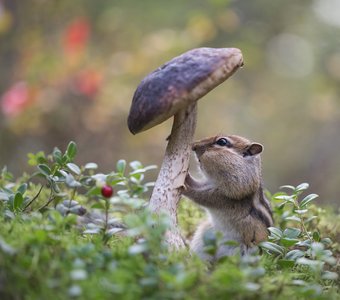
[313,0,340,28]
[266,33,314,78]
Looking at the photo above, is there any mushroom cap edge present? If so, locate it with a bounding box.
[128,47,243,134]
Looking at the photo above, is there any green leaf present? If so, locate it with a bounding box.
[83,228,101,234]
[13,192,24,211]
[106,177,123,186]
[65,174,81,188]
[128,243,148,255]
[139,277,158,287]
[17,183,27,195]
[274,195,294,203]
[285,216,301,222]
[87,186,101,196]
[63,200,79,208]
[129,168,147,175]
[67,163,81,175]
[70,269,87,281]
[130,172,143,182]
[66,141,77,160]
[84,162,98,170]
[27,151,46,166]
[0,192,9,201]
[0,238,16,255]
[313,231,320,242]
[285,249,305,260]
[143,165,157,171]
[311,242,324,254]
[321,271,338,281]
[280,185,295,190]
[50,180,61,194]
[129,161,143,170]
[283,228,301,238]
[281,238,299,247]
[53,147,63,164]
[37,164,52,176]
[320,237,332,245]
[295,183,309,193]
[277,202,287,209]
[278,259,295,268]
[61,154,69,165]
[91,173,107,184]
[91,202,105,209]
[106,227,124,237]
[116,159,126,174]
[294,209,308,214]
[296,257,323,268]
[323,256,336,266]
[296,239,311,247]
[68,285,82,297]
[300,193,318,208]
[268,227,283,239]
[291,280,307,286]
[259,241,285,256]
[305,216,318,223]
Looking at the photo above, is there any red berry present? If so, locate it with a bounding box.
[101,185,113,198]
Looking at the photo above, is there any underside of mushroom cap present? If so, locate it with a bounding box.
[128,47,243,134]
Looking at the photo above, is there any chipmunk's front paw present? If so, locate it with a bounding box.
[182,173,193,195]
[184,173,194,187]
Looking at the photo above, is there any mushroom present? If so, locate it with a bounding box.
[128,47,243,248]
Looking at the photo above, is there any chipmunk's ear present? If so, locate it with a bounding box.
[243,143,263,157]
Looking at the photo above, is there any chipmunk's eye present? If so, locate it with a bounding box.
[215,138,232,147]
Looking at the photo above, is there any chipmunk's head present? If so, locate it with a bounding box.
[192,135,263,198]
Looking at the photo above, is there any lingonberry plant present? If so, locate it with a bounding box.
[260,183,338,285]
[0,141,157,243]
[0,141,339,299]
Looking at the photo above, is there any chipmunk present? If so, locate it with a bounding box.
[183,134,273,260]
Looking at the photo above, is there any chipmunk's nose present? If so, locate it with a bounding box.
[192,143,205,158]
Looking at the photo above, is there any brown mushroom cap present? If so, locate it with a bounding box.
[128,47,243,134]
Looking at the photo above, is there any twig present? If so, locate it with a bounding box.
[38,188,55,211]
[24,185,44,211]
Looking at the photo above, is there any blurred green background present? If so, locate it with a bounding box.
[0,0,339,206]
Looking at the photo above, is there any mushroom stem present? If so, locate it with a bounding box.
[149,102,197,248]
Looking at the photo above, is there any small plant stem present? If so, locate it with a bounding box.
[24,185,44,211]
[300,216,312,240]
[70,173,81,204]
[39,189,55,211]
[70,187,77,206]
[102,198,109,244]
[293,195,312,241]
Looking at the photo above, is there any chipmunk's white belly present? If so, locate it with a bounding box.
[207,208,241,242]
[190,208,243,261]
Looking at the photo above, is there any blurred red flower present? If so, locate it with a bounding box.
[63,17,90,56]
[1,81,30,116]
[73,69,103,98]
